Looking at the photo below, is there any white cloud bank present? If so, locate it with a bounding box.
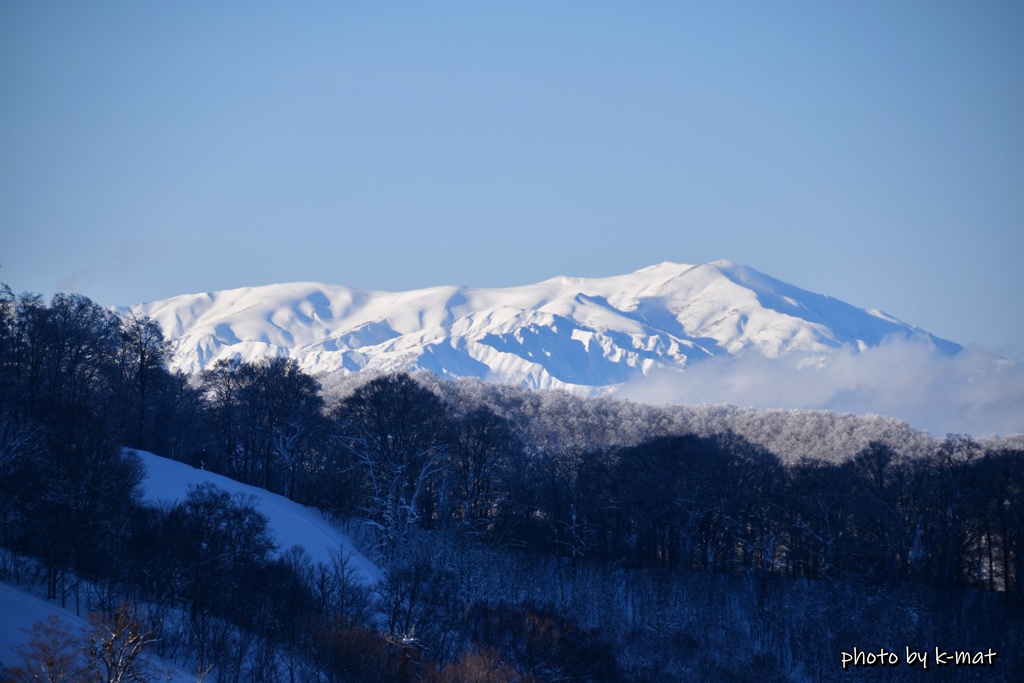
[620,338,1024,438]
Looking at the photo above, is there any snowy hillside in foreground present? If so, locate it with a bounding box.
[129,260,960,392]
[1,452,380,679]
[135,449,381,585]
[0,583,194,682]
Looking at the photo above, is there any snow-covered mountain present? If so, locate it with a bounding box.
[131,260,960,391]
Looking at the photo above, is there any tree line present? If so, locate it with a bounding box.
[1,285,1022,681]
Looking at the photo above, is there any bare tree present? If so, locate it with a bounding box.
[251,358,324,498]
[335,374,451,557]
[81,602,162,683]
[117,312,168,449]
[5,614,80,683]
[5,605,163,683]
[449,407,517,533]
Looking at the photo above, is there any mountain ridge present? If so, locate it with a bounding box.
[129,260,961,391]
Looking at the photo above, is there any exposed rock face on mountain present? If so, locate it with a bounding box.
[131,260,959,391]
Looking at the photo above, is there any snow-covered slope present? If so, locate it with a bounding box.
[130,260,960,391]
[0,452,380,679]
[135,450,381,584]
[0,582,194,682]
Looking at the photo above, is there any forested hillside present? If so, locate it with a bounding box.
[1,285,1021,681]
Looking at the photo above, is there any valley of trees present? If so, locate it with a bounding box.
[0,285,1021,681]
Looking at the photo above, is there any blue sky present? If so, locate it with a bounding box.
[3,1,1022,359]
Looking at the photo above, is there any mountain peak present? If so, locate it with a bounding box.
[132,261,961,389]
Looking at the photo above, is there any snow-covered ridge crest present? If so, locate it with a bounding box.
[129,260,960,391]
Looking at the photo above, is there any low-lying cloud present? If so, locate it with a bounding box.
[620,338,1024,437]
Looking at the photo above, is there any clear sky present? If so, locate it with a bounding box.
[3,1,1022,360]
